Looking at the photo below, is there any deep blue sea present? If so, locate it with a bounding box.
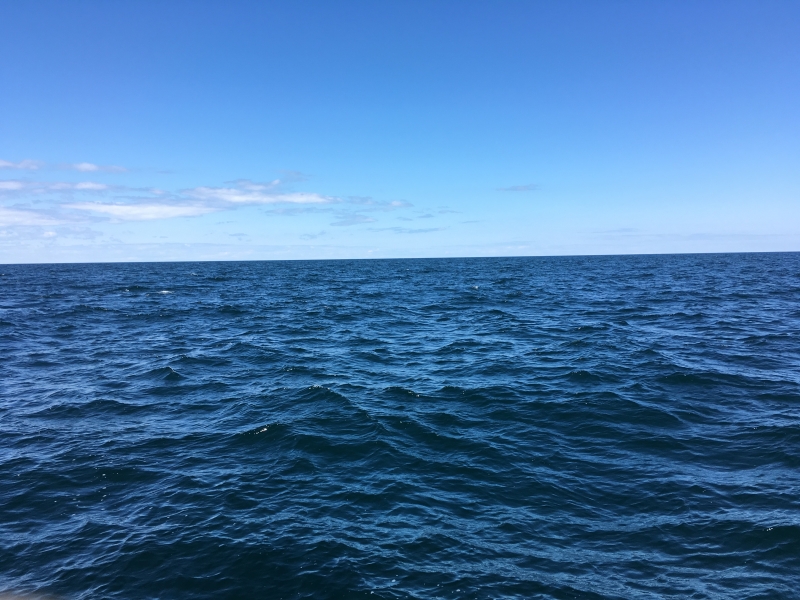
[1,254,799,599]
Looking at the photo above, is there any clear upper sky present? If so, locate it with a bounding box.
[1,0,798,262]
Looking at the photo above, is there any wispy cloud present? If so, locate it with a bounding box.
[0,179,112,194]
[1,158,128,172]
[0,181,26,191]
[497,184,538,192]
[0,177,335,222]
[67,162,128,173]
[1,170,415,229]
[348,196,412,210]
[398,211,437,222]
[0,207,60,226]
[187,179,335,205]
[262,205,332,216]
[370,226,445,234]
[0,159,43,170]
[331,213,377,226]
[57,181,110,191]
[64,203,215,220]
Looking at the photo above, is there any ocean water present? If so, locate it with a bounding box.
[1,253,799,599]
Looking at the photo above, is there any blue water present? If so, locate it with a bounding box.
[1,254,799,599]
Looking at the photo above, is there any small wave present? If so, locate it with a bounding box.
[27,398,152,418]
[565,369,606,383]
[137,366,186,381]
[656,370,750,387]
[384,386,422,398]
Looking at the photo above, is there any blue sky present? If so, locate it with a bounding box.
[1,0,798,262]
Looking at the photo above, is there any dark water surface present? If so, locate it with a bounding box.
[2,254,799,599]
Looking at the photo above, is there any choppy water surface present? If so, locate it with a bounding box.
[1,254,799,599]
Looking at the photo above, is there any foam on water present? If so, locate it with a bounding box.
[1,254,799,599]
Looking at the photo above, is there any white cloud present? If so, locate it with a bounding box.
[0,159,127,172]
[65,202,216,220]
[74,182,109,190]
[347,196,412,210]
[1,173,400,230]
[0,207,59,226]
[70,162,127,173]
[0,181,25,191]
[0,158,128,173]
[73,162,100,172]
[49,181,109,191]
[0,159,42,170]
[187,180,335,205]
[0,180,110,194]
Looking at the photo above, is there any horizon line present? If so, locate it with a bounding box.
[2,249,797,267]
